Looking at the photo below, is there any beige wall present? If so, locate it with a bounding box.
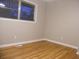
[0,0,46,45]
[44,0,79,49]
[0,0,79,51]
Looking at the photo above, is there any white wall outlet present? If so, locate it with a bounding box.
[14,36,16,39]
[60,36,63,40]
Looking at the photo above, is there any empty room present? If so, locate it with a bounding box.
[0,0,79,59]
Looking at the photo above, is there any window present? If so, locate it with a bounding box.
[0,0,18,19]
[20,1,35,21]
[0,0,35,21]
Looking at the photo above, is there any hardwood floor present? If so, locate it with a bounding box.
[0,41,77,59]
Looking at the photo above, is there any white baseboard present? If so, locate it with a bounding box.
[43,39,78,49]
[0,39,43,48]
[43,39,79,55]
[0,38,78,55]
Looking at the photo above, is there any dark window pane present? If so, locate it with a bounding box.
[20,1,35,21]
[0,0,18,19]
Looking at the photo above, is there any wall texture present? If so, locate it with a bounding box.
[0,0,79,52]
[44,0,79,50]
[0,0,45,45]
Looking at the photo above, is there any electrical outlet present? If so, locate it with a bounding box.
[14,36,16,39]
[60,36,63,40]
